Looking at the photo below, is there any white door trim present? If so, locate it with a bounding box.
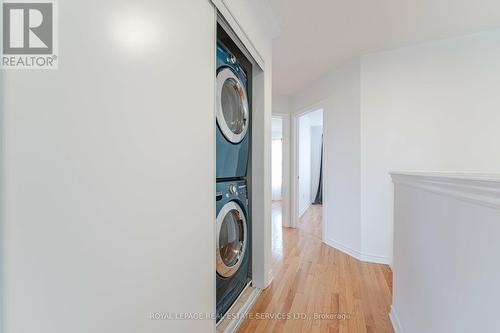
[272,113,291,227]
[210,0,265,70]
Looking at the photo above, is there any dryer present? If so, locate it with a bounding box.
[216,42,250,179]
[216,179,251,322]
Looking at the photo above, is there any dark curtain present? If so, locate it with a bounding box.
[313,139,323,205]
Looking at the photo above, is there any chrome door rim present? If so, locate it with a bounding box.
[216,67,249,144]
[216,201,247,278]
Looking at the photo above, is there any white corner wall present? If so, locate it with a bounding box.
[361,28,500,264]
[292,58,362,257]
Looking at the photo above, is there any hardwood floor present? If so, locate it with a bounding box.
[238,203,393,333]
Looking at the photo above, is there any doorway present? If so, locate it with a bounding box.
[272,118,283,205]
[271,117,284,255]
[293,109,324,239]
[271,114,291,234]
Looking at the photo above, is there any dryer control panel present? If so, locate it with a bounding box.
[216,181,248,201]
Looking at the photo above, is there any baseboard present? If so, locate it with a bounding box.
[389,306,404,333]
[266,269,273,287]
[220,286,262,333]
[298,203,311,218]
[324,238,391,265]
[359,251,392,265]
[324,238,362,258]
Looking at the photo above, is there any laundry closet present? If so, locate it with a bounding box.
[211,4,273,329]
[215,20,255,324]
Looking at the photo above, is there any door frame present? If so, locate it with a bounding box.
[271,113,291,227]
[291,103,326,242]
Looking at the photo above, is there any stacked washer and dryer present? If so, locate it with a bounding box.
[215,35,252,323]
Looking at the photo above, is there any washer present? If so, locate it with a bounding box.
[216,42,250,179]
[216,179,251,322]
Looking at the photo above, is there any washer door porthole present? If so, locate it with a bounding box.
[216,201,247,278]
[216,68,249,144]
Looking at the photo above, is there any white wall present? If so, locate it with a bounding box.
[297,115,311,216]
[292,59,362,254]
[1,2,215,332]
[361,29,500,263]
[391,172,500,333]
[1,1,273,332]
[287,28,500,265]
[310,125,323,202]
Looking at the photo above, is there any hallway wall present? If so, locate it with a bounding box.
[286,27,500,265]
[361,28,500,263]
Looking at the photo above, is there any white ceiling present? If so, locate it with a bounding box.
[270,0,500,95]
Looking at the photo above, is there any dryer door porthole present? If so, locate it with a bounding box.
[216,68,249,144]
[216,201,247,278]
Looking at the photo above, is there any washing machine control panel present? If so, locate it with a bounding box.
[218,182,247,200]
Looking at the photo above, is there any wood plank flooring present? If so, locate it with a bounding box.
[238,203,393,333]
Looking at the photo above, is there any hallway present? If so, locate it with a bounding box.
[238,203,393,333]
